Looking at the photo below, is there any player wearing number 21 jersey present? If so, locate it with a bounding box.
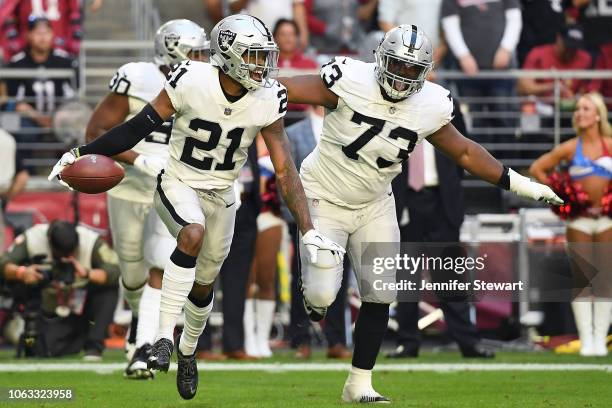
[84,19,209,380]
[279,24,563,403]
[49,14,344,400]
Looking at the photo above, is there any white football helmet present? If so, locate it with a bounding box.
[210,14,279,91]
[154,19,209,66]
[375,24,433,100]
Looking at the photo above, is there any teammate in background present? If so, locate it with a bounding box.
[84,19,209,379]
[50,15,344,400]
[278,25,563,403]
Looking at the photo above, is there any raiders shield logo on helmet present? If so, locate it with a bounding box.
[218,29,237,52]
[164,32,180,52]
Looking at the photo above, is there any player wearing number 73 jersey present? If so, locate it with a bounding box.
[279,24,563,403]
[48,14,344,400]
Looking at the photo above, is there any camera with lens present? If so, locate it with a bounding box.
[37,259,76,286]
[30,254,75,286]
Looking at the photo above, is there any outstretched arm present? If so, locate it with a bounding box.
[261,118,313,234]
[49,90,175,181]
[85,91,170,176]
[278,75,339,109]
[428,123,504,185]
[428,123,563,205]
[79,89,175,157]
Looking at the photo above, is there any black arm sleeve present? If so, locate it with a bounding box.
[78,103,164,157]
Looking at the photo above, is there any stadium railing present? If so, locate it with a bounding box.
[0,67,79,173]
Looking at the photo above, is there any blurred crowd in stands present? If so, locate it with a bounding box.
[0,0,611,360]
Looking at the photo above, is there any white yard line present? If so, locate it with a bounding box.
[0,362,611,373]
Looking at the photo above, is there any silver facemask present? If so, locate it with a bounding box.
[374,24,433,100]
[209,14,279,91]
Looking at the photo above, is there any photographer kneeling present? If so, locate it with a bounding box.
[0,221,119,360]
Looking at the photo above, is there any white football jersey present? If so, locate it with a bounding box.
[300,57,454,208]
[106,61,172,203]
[164,61,287,191]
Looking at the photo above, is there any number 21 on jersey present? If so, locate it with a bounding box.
[181,120,244,171]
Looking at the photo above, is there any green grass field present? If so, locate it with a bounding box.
[1,350,611,407]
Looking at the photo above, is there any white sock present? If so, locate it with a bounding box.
[179,294,214,356]
[593,299,612,356]
[156,258,195,342]
[346,366,372,388]
[122,279,145,318]
[255,299,275,357]
[136,284,161,348]
[572,301,594,355]
[343,366,381,399]
[244,299,258,356]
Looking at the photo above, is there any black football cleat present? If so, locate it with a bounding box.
[460,343,495,359]
[303,297,327,322]
[358,395,391,403]
[147,338,173,372]
[385,345,419,359]
[176,337,198,400]
[125,343,154,380]
[342,383,391,404]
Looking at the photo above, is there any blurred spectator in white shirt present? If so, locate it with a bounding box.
[305,0,378,54]
[0,129,29,253]
[378,0,444,64]
[229,0,309,49]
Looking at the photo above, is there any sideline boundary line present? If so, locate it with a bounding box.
[1,362,611,373]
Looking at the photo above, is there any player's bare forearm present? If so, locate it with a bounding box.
[111,151,138,165]
[428,123,504,185]
[430,124,563,205]
[262,119,314,234]
[278,75,339,109]
[85,92,139,164]
[277,161,314,234]
[85,92,130,142]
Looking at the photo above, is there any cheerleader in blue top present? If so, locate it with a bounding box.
[531,92,612,357]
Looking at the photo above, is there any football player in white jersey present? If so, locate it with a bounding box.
[85,19,209,380]
[278,25,563,403]
[49,14,344,400]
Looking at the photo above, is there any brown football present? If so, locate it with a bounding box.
[60,154,124,194]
